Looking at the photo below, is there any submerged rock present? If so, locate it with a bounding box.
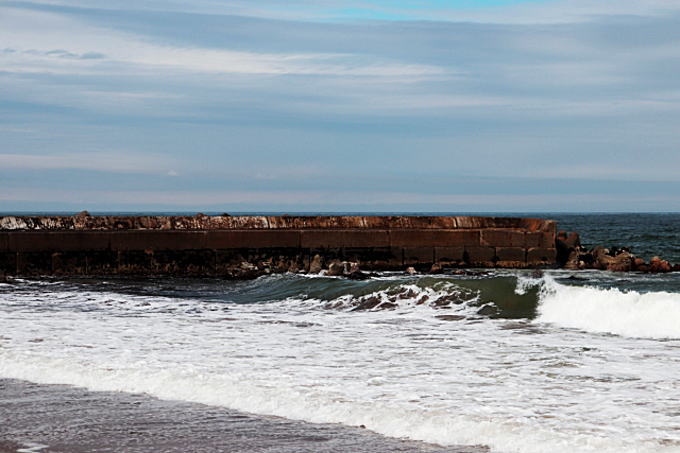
[477,304,498,316]
[346,270,370,280]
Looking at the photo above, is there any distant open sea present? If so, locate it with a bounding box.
[2,213,680,453]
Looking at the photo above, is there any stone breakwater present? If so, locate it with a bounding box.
[0,213,556,278]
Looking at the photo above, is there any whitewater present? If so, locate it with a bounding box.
[2,271,680,453]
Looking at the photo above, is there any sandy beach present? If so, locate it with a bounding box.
[1,379,483,453]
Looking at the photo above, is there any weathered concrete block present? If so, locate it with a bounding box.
[152,250,216,275]
[117,250,154,274]
[16,252,52,275]
[51,252,88,275]
[495,247,526,267]
[0,252,16,274]
[111,231,207,251]
[309,247,343,264]
[341,247,400,268]
[435,246,465,263]
[481,229,526,248]
[83,251,118,274]
[0,215,558,275]
[527,247,557,264]
[526,232,555,248]
[403,246,434,265]
[9,232,57,252]
[215,249,248,267]
[301,230,389,248]
[390,230,479,247]
[207,230,299,249]
[465,246,495,266]
[54,232,110,251]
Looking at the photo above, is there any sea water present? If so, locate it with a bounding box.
[1,213,680,453]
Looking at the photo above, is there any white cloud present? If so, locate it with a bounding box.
[0,7,444,78]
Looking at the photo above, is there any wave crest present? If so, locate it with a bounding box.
[533,276,680,339]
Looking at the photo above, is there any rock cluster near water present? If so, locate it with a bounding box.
[556,232,677,273]
[219,254,375,280]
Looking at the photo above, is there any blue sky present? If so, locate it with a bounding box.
[1,0,680,212]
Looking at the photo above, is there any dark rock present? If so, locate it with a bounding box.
[477,305,497,316]
[610,246,631,256]
[414,295,428,305]
[591,246,613,270]
[429,263,443,274]
[606,251,634,272]
[309,254,323,274]
[435,314,466,321]
[633,258,646,270]
[400,289,418,299]
[344,262,360,275]
[649,256,672,273]
[673,264,680,272]
[346,270,369,280]
[563,250,580,270]
[563,232,581,249]
[556,231,581,265]
[352,295,382,311]
[327,261,345,277]
[433,294,467,306]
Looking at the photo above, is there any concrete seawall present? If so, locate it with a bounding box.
[0,215,557,277]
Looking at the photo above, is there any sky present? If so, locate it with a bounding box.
[1,0,680,212]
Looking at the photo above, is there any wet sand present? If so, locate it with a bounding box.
[0,379,486,453]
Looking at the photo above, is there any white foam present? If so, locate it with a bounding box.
[0,353,674,453]
[2,279,680,453]
[280,281,479,312]
[535,276,680,339]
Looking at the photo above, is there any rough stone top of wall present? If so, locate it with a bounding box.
[0,214,555,233]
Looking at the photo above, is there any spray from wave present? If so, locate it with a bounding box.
[526,275,680,339]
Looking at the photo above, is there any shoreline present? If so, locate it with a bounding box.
[0,378,486,453]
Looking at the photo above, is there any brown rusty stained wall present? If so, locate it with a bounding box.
[0,215,557,277]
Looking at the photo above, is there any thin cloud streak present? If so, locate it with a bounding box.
[0,153,177,174]
[0,8,445,78]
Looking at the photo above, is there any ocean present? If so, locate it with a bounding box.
[1,213,680,453]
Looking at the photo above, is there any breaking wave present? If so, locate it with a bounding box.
[3,273,680,453]
[533,275,680,339]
